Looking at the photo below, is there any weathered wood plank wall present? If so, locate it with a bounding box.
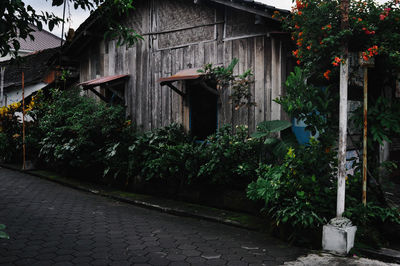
[79,0,292,132]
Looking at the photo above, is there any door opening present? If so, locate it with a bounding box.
[189,83,218,140]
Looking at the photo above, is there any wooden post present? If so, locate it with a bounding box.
[358,53,374,205]
[0,67,4,106]
[22,72,26,171]
[362,66,368,206]
[337,0,350,218]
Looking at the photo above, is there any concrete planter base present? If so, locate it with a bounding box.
[322,217,357,255]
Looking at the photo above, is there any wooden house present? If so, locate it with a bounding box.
[0,48,60,107]
[65,0,294,137]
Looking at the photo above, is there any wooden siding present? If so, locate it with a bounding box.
[79,0,291,132]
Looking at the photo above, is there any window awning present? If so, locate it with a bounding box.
[79,74,129,102]
[79,74,130,88]
[159,68,203,86]
[159,68,212,97]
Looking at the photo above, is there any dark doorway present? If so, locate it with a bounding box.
[189,83,218,140]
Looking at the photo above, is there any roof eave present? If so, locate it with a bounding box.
[209,0,289,21]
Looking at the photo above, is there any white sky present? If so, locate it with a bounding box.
[24,0,393,39]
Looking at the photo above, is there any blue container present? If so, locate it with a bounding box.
[292,118,319,145]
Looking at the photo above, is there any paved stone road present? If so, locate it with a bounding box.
[0,167,304,266]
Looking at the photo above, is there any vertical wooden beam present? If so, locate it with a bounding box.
[22,72,26,171]
[270,37,282,122]
[362,66,368,206]
[254,37,265,126]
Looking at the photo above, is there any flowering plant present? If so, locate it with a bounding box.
[274,0,400,80]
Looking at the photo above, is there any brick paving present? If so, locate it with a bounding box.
[0,167,305,265]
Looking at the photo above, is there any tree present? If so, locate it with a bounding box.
[273,0,400,208]
[0,0,141,59]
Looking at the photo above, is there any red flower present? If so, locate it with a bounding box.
[297,60,301,65]
[323,70,331,80]
[322,24,332,30]
[296,0,304,10]
[332,57,341,66]
[380,14,386,20]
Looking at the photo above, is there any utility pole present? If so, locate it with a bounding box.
[337,0,349,218]
[322,0,357,255]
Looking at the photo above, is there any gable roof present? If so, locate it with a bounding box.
[0,48,59,89]
[63,0,289,58]
[18,25,62,52]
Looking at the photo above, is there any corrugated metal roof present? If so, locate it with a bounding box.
[159,68,204,85]
[79,74,130,87]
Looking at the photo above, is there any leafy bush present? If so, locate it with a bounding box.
[105,124,262,190]
[197,125,260,188]
[33,88,129,176]
[275,67,338,147]
[134,124,198,185]
[247,139,337,230]
[0,103,22,162]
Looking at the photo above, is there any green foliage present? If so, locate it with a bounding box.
[134,124,198,183]
[275,67,338,146]
[0,0,141,60]
[247,139,337,230]
[251,120,292,138]
[199,59,256,110]
[103,123,261,190]
[251,120,297,162]
[351,96,400,145]
[0,103,22,162]
[0,224,9,239]
[33,88,129,175]
[345,202,400,226]
[197,125,260,187]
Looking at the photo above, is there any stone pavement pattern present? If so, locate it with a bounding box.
[0,167,304,266]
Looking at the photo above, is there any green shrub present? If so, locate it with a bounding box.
[247,138,337,230]
[105,124,199,188]
[135,124,199,185]
[197,125,260,188]
[34,88,129,176]
[0,103,23,162]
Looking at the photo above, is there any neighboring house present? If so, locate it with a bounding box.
[65,0,294,136]
[0,48,59,107]
[0,25,62,62]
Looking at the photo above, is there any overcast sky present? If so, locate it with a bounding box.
[25,0,393,39]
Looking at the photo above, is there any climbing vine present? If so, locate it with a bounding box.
[199,58,256,110]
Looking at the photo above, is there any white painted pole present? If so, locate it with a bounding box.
[337,0,350,218]
[337,57,349,217]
